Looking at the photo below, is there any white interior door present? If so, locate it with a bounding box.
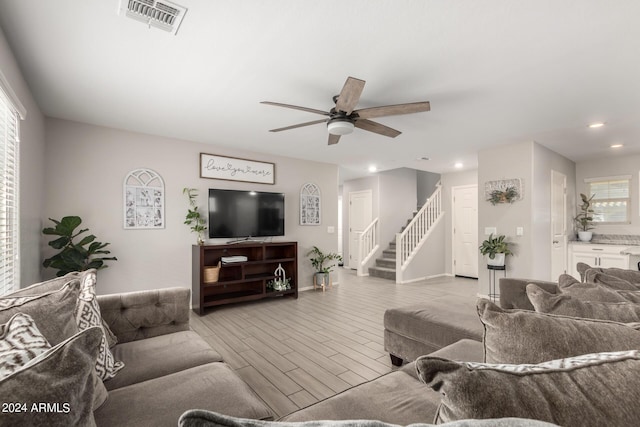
[551,170,568,280]
[453,185,478,278]
[348,190,372,270]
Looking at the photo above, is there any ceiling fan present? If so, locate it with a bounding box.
[261,77,431,145]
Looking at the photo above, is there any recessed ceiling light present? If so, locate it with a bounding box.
[589,122,605,128]
[610,143,624,148]
[368,165,377,173]
[454,162,463,169]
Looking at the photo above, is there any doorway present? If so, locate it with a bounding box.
[452,185,478,278]
[348,190,373,270]
[550,170,568,280]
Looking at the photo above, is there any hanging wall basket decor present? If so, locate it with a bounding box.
[484,178,523,205]
[124,168,165,229]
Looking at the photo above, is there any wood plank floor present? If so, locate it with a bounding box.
[190,269,478,418]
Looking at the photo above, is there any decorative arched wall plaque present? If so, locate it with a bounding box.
[300,183,321,225]
[124,168,165,229]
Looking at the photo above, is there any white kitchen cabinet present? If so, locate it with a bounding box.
[568,243,640,279]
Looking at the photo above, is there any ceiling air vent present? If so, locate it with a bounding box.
[119,0,187,35]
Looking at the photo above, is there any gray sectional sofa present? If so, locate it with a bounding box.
[280,275,640,426]
[93,287,273,427]
[6,267,640,426]
[0,271,273,427]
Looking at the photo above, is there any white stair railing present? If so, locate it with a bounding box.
[357,217,380,276]
[395,183,443,283]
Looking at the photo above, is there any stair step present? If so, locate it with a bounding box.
[376,257,395,268]
[383,249,396,258]
[368,266,396,281]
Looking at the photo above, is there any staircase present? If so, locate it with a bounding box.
[368,217,413,281]
[368,183,443,282]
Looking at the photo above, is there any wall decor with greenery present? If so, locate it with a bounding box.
[484,178,523,205]
[43,216,117,277]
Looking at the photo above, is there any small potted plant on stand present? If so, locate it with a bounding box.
[479,234,513,267]
[183,188,207,245]
[307,246,342,289]
[574,193,595,242]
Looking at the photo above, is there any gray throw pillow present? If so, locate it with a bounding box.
[0,313,51,380]
[585,270,640,290]
[527,284,640,322]
[557,274,628,302]
[7,272,118,347]
[416,350,640,426]
[0,280,81,346]
[6,272,81,297]
[0,326,104,426]
[477,298,640,363]
[179,409,558,427]
[75,270,124,380]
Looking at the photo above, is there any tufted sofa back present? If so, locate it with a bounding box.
[97,287,190,344]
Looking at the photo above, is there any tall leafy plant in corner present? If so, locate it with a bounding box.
[183,188,207,245]
[43,216,117,277]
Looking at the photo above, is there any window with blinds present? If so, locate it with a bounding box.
[586,176,631,224]
[0,88,19,295]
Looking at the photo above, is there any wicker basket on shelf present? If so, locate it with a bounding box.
[203,261,221,283]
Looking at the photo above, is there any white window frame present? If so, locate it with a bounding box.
[584,175,631,225]
[0,69,25,295]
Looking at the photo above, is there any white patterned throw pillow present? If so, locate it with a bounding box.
[0,313,51,380]
[74,269,124,380]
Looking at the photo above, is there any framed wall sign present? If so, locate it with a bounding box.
[124,168,165,229]
[200,153,275,184]
[300,183,321,225]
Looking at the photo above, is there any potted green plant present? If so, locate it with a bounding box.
[307,246,342,286]
[574,193,595,242]
[183,188,207,245]
[479,234,513,267]
[42,216,117,277]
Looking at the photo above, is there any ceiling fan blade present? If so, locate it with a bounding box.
[268,119,327,132]
[261,101,329,116]
[334,77,366,115]
[328,134,341,145]
[355,101,431,119]
[355,119,401,138]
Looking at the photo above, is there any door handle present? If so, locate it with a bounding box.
[553,240,559,244]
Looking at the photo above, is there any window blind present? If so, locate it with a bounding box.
[0,88,20,295]
[588,178,630,224]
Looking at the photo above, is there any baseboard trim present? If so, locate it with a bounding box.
[299,281,339,292]
[398,273,448,284]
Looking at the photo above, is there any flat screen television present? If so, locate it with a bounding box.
[208,189,285,239]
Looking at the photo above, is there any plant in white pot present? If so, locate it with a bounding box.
[479,234,513,267]
[574,193,595,242]
[306,246,342,286]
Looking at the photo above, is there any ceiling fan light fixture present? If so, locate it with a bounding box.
[327,119,355,135]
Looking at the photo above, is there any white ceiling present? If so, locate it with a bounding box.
[1,0,639,181]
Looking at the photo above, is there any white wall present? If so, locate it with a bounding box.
[378,168,418,251]
[532,143,576,280]
[0,26,46,287]
[576,154,640,235]
[417,170,441,205]
[478,142,534,296]
[43,118,339,295]
[478,141,576,295]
